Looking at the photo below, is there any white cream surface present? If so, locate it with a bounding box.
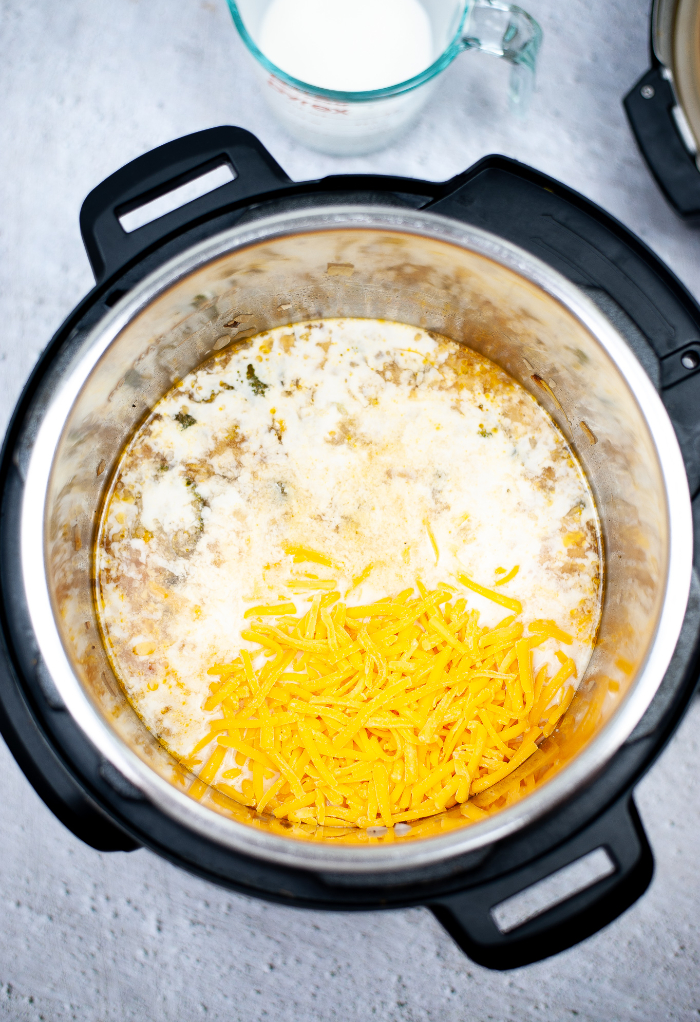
[96,320,601,759]
[258,0,434,91]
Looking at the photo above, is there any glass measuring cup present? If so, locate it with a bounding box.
[227,0,542,156]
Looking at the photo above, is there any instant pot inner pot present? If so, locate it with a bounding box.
[38,222,670,857]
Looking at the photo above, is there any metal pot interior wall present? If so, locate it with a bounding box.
[29,216,682,865]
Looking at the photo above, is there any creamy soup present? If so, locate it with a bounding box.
[96,319,601,825]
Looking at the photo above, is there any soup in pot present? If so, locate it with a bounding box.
[95,319,602,837]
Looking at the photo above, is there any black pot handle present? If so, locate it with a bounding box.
[430,795,653,969]
[624,66,700,220]
[79,126,291,284]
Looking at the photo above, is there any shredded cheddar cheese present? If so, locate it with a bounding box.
[188,578,577,829]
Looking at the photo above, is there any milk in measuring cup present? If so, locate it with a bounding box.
[259,0,434,91]
[230,0,541,153]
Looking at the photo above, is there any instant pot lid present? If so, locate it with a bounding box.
[656,0,700,152]
[625,0,700,219]
[18,202,693,873]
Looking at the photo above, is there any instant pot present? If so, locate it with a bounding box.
[2,127,700,971]
[625,0,700,220]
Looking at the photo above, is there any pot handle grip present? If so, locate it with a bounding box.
[79,126,291,284]
[429,795,653,969]
[624,66,700,220]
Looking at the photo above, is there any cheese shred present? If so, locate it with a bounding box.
[187,578,578,831]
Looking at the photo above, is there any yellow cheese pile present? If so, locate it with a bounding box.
[187,574,578,829]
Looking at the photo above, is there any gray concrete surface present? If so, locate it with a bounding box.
[1,0,699,1018]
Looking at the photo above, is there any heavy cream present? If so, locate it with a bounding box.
[258,0,434,92]
[96,320,602,761]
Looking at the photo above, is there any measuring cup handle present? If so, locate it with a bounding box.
[462,0,542,114]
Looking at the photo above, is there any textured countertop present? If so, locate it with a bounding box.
[1,0,699,1018]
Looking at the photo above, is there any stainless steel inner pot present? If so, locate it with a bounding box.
[20,207,692,873]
